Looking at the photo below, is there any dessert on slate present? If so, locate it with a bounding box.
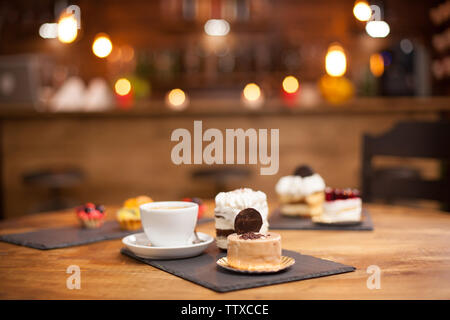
[116,195,153,230]
[227,208,282,271]
[275,165,326,217]
[76,203,106,228]
[182,197,206,219]
[312,187,362,224]
[214,188,269,250]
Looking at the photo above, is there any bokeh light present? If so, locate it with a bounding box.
[370,53,384,77]
[204,19,230,36]
[353,1,372,21]
[114,78,131,96]
[400,39,414,54]
[166,88,188,110]
[325,44,347,77]
[57,14,78,43]
[319,75,354,104]
[282,76,300,94]
[39,23,58,39]
[365,21,390,38]
[243,83,262,101]
[92,34,113,58]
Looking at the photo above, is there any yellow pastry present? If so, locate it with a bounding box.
[117,196,153,230]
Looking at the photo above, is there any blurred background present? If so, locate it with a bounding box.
[0,0,449,219]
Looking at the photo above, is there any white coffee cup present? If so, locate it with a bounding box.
[140,201,198,247]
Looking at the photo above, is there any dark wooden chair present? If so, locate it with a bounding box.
[361,121,450,211]
[22,167,85,214]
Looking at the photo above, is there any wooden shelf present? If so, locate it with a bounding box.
[0,97,449,120]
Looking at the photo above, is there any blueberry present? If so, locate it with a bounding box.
[96,205,105,213]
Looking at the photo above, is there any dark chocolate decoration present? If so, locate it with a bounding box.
[239,232,264,240]
[215,229,235,237]
[234,208,263,235]
[293,165,315,177]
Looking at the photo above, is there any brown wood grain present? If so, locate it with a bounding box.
[0,201,449,299]
[1,99,443,219]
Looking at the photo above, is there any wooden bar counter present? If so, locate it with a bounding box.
[1,97,450,220]
[0,201,449,299]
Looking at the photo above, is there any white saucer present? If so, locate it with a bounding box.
[122,232,214,260]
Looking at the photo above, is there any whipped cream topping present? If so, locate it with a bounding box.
[215,188,269,233]
[275,173,326,197]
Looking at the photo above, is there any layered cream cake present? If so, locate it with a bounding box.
[214,188,269,250]
[312,188,362,223]
[226,208,281,271]
[275,165,326,217]
[227,232,281,271]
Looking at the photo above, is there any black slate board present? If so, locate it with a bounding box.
[268,208,374,231]
[0,217,214,250]
[121,247,355,293]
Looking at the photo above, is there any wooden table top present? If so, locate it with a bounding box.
[0,202,449,299]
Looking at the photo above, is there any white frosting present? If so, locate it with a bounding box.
[275,174,326,197]
[318,198,362,222]
[214,188,269,233]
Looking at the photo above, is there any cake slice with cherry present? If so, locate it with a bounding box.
[312,188,362,224]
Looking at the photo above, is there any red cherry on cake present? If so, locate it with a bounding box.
[325,187,334,201]
[85,203,96,209]
[342,188,352,199]
[334,189,342,200]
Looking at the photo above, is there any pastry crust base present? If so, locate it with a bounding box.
[278,191,325,205]
[118,219,142,231]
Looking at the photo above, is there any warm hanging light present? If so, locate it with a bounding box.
[353,1,372,22]
[166,88,188,110]
[114,78,132,96]
[241,83,264,109]
[204,19,230,36]
[365,20,390,38]
[57,14,77,43]
[282,76,300,94]
[39,23,58,39]
[243,83,261,101]
[325,44,347,77]
[365,4,390,38]
[370,53,384,77]
[92,34,113,58]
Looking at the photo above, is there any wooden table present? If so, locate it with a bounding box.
[0,202,449,299]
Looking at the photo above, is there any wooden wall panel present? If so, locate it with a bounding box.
[2,110,439,218]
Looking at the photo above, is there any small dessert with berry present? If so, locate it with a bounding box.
[227,208,282,271]
[117,195,153,230]
[182,197,206,219]
[275,165,326,217]
[76,203,106,228]
[214,188,269,250]
[312,188,362,224]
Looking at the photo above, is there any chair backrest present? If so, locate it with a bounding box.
[362,121,450,207]
[363,121,450,159]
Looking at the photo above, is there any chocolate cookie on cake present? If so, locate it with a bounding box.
[275,165,326,217]
[227,208,282,271]
[214,188,269,250]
